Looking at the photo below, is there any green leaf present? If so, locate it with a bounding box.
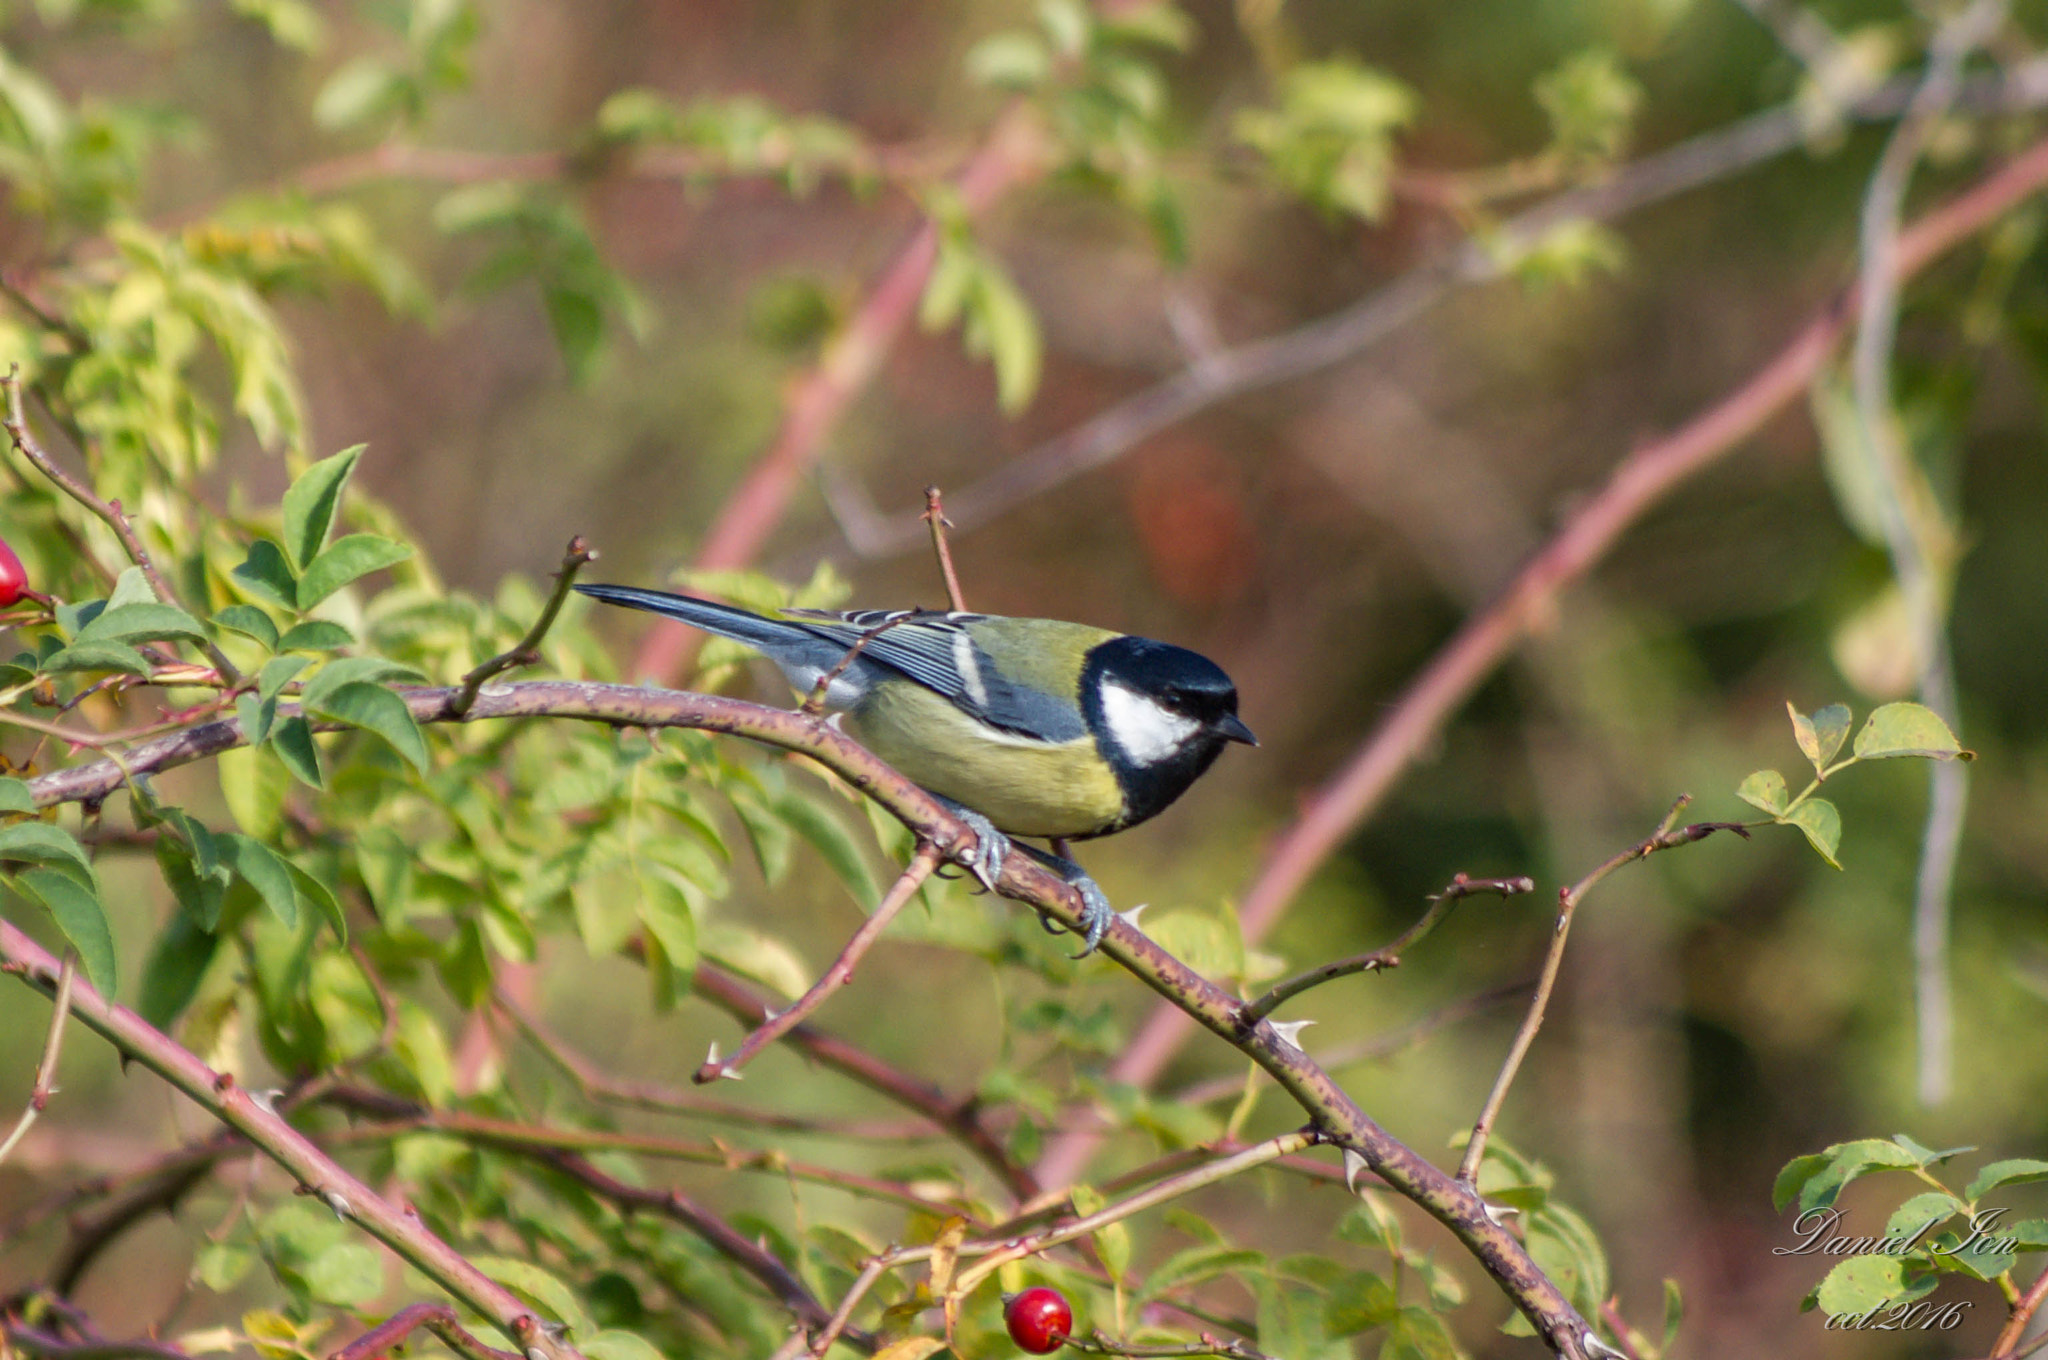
[544,286,606,385]
[1853,701,1972,761]
[257,655,310,701]
[2006,1219,2048,1251]
[1967,1159,2048,1200]
[300,656,425,711]
[773,793,878,903]
[214,604,280,650]
[222,834,299,929]
[1891,1133,1973,1168]
[276,620,354,651]
[473,1257,595,1336]
[296,533,413,609]
[0,820,95,875]
[238,692,278,749]
[137,908,222,1032]
[1794,704,1859,770]
[271,716,323,788]
[219,744,290,838]
[970,256,1041,414]
[307,681,429,772]
[966,31,1051,90]
[1142,1246,1267,1302]
[19,866,116,997]
[281,444,366,571]
[581,1333,666,1360]
[1782,1139,1922,1213]
[302,1240,382,1307]
[43,640,151,676]
[232,540,299,611]
[0,777,36,814]
[76,602,206,646]
[1886,1191,1963,1241]
[105,567,156,611]
[1815,1256,1920,1317]
[1323,1270,1398,1337]
[1385,1306,1458,1359]
[1737,768,1788,815]
[193,1240,255,1293]
[1939,1222,2016,1282]
[635,868,698,979]
[1784,798,1843,869]
[157,829,227,931]
[1662,1279,1683,1351]
[286,861,346,943]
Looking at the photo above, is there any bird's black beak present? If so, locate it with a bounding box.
[1214,712,1258,747]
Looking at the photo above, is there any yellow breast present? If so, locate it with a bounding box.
[845,682,1125,839]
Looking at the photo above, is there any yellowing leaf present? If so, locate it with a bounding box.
[1853,701,1972,762]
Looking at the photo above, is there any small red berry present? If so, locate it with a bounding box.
[1004,1287,1072,1354]
[0,537,26,608]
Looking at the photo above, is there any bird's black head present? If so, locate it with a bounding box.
[1079,635,1256,834]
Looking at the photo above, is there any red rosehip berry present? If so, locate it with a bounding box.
[1004,1287,1072,1354]
[0,537,25,608]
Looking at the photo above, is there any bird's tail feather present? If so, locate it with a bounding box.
[574,584,800,649]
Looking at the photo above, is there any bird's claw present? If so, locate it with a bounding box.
[1066,870,1113,957]
[939,799,1009,892]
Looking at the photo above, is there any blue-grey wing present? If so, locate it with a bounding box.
[781,608,1087,743]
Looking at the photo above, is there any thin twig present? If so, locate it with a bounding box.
[327,1304,525,1360]
[1726,0,1842,71]
[0,678,1634,1355]
[316,1089,976,1217]
[1172,978,1534,1108]
[1,368,240,685]
[822,57,2048,561]
[1062,1332,1277,1360]
[632,103,1047,683]
[1988,1261,2048,1356]
[531,1148,861,1345]
[0,927,586,1360]
[450,535,596,718]
[1,1323,192,1360]
[923,486,967,611]
[801,611,919,716]
[690,961,1039,1201]
[1041,126,2048,1191]
[1239,874,1534,1025]
[949,1129,1318,1297]
[1455,801,1746,1182]
[1850,0,2008,1108]
[810,1132,1317,1352]
[695,842,942,1082]
[494,989,939,1139]
[0,950,75,1166]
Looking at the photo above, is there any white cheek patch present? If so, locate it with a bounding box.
[1100,680,1202,766]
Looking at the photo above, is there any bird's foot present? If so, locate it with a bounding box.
[1063,867,1114,957]
[934,796,1009,893]
[1012,843,1114,957]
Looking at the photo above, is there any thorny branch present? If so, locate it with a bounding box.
[1038,122,2048,1191]
[1240,874,1535,1026]
[693,842,943,1082]
[0,677,1602,1356]
[1455,801,1748,1183]
[0,949,74,1166]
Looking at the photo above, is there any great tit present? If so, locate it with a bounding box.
[576,584,1256,952]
